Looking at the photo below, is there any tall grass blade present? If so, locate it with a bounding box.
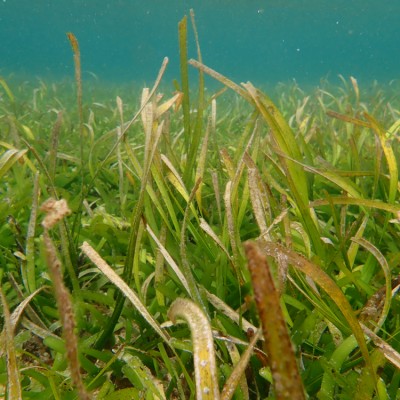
[199,218,232,263]
[0,77,15,104]
[178,16,191,158]
[276,151,363,198]
[20,138,57,196]
[146,224,191,295]
[48,110,63,181]
[161,154,191,202]
[116,96,126,211]
[27,145,80,294]
[0,288,22,400]
[25,172,40,293]
[86,57,168,194]
[246,159,269,238]
[66,32,84,170]
[180,178,207,309]
[224,181,244,284]
[66,32,86,241]
[364,112,398,204]
[10,291,48,341]
[96,115,164,350]
[195,118,211,211]
[149,161,180,235]
[347,215,368,268]
[243,82,323,256]
[211,169,223,224]
[326,109,370,128]
[354,237,391,331]
[188,60,323,255]
[205,290,257,334]
[220,148,236,180]
[310,196,400,214]
[154,223,167,306]
[183,9,205,185]
[188,59,249,100]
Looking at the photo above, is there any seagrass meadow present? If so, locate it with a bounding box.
[2,14,400,400]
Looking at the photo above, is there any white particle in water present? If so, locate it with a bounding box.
[200,359,208,367]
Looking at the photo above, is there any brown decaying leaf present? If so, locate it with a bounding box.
[244,241,306,400]
[40,198,71,229]
[66,32,79,54]
[41,199,90,400]
[326,109,370,128]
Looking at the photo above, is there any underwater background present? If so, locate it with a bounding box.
[0,0,399,87]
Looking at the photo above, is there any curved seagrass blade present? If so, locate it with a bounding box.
[168,298,220,400]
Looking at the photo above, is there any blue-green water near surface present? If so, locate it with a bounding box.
[0,0,399,87]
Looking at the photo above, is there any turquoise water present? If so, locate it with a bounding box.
[0,0,399,86]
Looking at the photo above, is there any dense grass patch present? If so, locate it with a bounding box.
[1,18,400,400]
